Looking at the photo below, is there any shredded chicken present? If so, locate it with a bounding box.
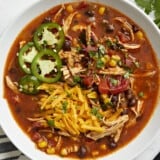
[58,131,71,137]
[72,24,87,32]
[61,66,86,80]
[114,127,123,142]
[53,5,65,21]
[63,12,77,35]
[131,70,156,78]
[86,115,129,140]
[86,25,92,45]
[131,100,144,118]
[114,17,134,41]
[98,66,126,75]
[5,76,19,94]
[59,50,84,67]
[55,136,62,151]
[120,42,141,50]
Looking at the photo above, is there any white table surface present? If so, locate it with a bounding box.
[0,0,160,160]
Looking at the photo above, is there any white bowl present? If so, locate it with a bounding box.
[0,0,160,160]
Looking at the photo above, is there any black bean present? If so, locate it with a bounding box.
[77,145,87,158]
[121,108,128,115]
[80,56,89,68]
[128,98,137,107]
[111,95,118,107]
[108,141,117,149]
[107,138,117,149]
[63,38,71,51]
[79,30,87,46]
[43,17,52,23]
[125,89,137,107]
[106,24,115,33]
[132,25,139,33]
[85,10,95,17]
[125,89,134,100]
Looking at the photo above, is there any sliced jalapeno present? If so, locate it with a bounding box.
[31,49,62,83]
[33,22,65,52]
[19,75,41,94]
[18,42,38,74]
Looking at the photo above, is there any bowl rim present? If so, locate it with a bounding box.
[0,0,160,160]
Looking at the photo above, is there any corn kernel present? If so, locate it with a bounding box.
[66,5,74,13]
[47,133,53,138]
[104,97,110,104]
[92,150,99,157]
[76,14,81,19]
[60,148,68,156]
[54,136,58,142]
[111,55,121,61]
[99,7,105,15]
[104,55,110,62]
[101,57,107,64]
[46,147,55,154]
[109,59,117,67]
[100,144,107,150]
[101,94,108,99]
[37,139,48,148]
[146,62,153,70]
[135,31,144,40]
[87,91,97,99]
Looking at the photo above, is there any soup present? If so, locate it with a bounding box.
[3,1,159,159]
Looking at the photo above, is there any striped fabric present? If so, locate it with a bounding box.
[0,1,159,160]
[0,128,29,160]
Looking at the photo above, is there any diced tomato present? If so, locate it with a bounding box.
[98,76,129,94]
[125,58,133,67]
[77,1,89,10]
[83,76,94,87]
[98,78,109,94]
[32,132,41,142]
[108,76,129,94]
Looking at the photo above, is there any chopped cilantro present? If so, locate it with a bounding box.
[96,58,105,69]
[61,101,68,113]
[138,91,144,98]
[98,45,106,55]
[91,107,98,115]
[106,39,113,48]
[89,51,97,58]
[110,77,118,86]
[73,76,81,84]
[135,0,160,28]
[65,91,71,97]
[124,71,130,79]
[91,107,103,120]
[47,119,55,127]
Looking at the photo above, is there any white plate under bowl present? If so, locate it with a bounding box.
[0,0,160,160]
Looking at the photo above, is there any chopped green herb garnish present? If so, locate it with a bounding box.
[73,76,81,84]
[61,101,68,113]
[89,51,97,58]
[98,45,106,55]
[110,77,118,86]
[96,59,105,69]
[106,39,113,48]
[91,107,103,120]
[138,91,144,98]
[47,119,55,127]
[124,71,130,79]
